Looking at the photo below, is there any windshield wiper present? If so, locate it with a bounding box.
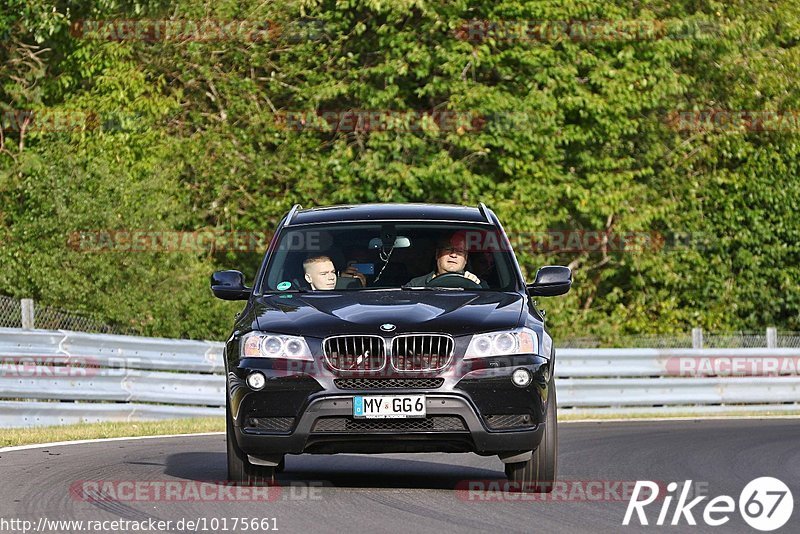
[401,286,463,291]
[355,287,403,292]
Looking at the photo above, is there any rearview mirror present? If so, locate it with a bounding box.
[527,266,572,297]
[211,270,251,300]
[368,236,411,249]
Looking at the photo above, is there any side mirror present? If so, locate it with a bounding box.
[527,266,572,297]
[211,270,251,301]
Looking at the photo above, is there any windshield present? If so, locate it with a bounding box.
[260,222,521,292]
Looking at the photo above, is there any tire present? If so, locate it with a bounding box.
[226,398,276,485]
[275,456,286,473]
[505,381,558,493]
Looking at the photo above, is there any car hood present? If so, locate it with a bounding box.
[253,291,525,337]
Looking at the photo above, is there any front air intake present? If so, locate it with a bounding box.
[391,334,454,372]
[323,335,386,372]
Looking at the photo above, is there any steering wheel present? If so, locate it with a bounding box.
[426,272,482,290]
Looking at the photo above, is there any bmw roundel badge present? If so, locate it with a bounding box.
[380,323,396,332]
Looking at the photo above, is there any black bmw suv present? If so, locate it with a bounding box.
[211,203,571,492]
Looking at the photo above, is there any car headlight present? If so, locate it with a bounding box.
[240,332,313,361]
[465,328,538,359]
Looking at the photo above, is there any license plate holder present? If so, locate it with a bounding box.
[353,395,426,419]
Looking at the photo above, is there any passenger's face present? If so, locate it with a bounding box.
[304,260,337,290]
[436,244,467,274]
[472,253,494,275]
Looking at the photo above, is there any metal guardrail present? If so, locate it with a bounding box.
[0,328,226,427]
[0,328,224,372]
[556,347,800,377]
[1,328,798,427]
[558,377,800,406]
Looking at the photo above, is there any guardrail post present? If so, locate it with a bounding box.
[766,327,777,348]
[692,327,703,349]
[20,299,35,329]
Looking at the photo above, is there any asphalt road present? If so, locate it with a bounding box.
[1,419,798,533]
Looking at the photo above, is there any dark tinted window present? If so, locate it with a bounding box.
[261,223,520,292]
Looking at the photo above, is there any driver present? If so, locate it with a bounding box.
[406,234,486,287]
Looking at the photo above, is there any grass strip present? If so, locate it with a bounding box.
[4,410,800,447]
[1,417,224,447]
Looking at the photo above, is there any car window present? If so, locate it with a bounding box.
[261,223,520,292]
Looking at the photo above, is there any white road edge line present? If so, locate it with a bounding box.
[561,415,800,424]
[2,415,799,453]
[0,432,224,453]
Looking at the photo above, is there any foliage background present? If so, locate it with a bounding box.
[1,0,798,341]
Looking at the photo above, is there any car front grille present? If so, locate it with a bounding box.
[334,378,444,390]
[323,335,386,372]
[483,414,534,430]
[391,334,454,371]
[245,417,295,432]
[311,416,467,433]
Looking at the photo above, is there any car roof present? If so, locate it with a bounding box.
[287,203,492,226]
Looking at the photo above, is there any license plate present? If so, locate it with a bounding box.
[353,395,426,419]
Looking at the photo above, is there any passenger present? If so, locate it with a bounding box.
[303,255,337,290]
[471,251,495,279]
[303,255,364,290]
[406,234,485,287]
[341,262,367,286]
[340,247,370,287]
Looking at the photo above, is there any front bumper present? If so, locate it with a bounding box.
[235,394,545,455]
[228,354,552,457]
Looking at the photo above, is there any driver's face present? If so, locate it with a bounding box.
[436,245,467,274]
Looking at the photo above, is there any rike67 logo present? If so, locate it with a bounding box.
[624,477,794,531]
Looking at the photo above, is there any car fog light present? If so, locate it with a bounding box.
[511,368,532,388]
[246,372,266,390]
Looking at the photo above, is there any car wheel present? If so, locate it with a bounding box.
[505,381,557,493]
[226,398,276,485]
[275,456,286,473]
